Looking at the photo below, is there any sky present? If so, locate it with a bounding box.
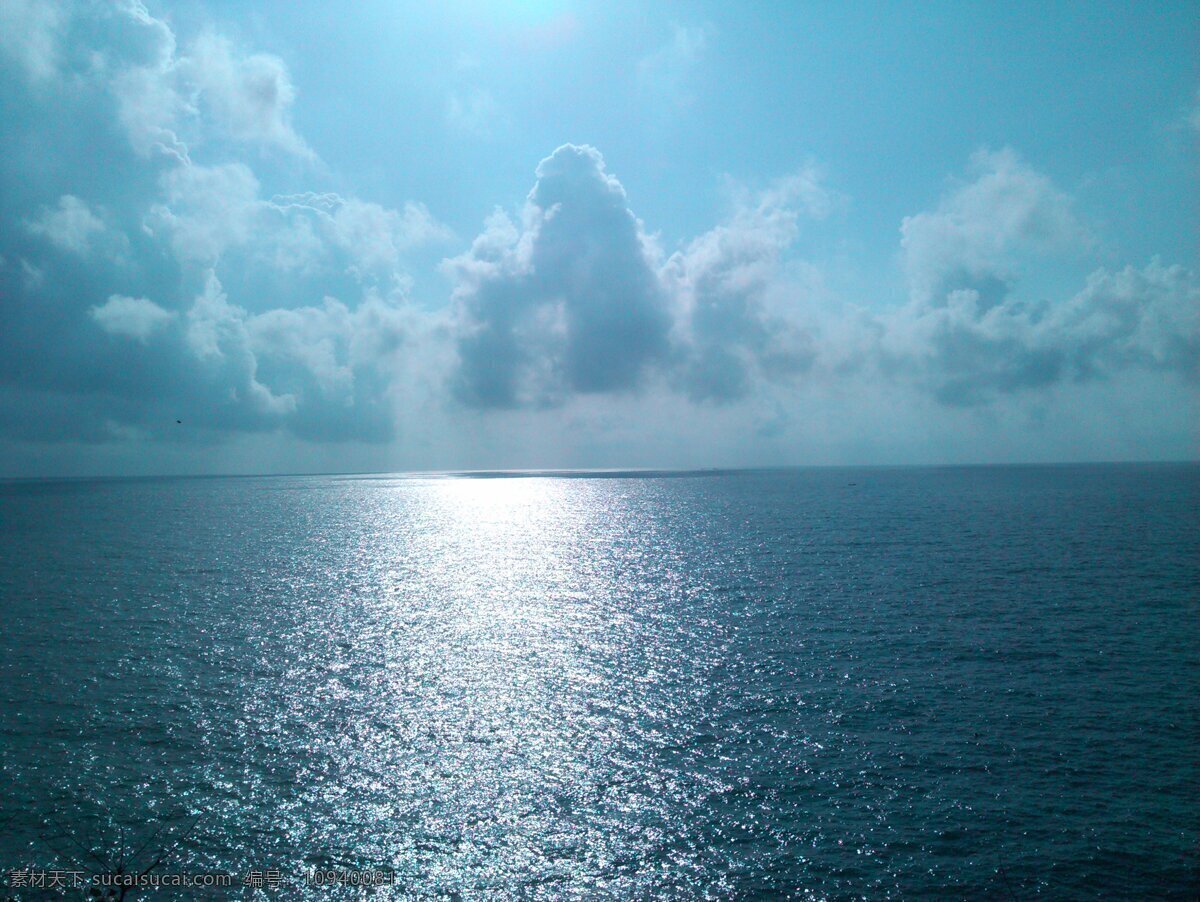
[0,0,1196,476]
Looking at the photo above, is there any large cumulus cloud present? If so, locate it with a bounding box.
[882,150,1197,405]
[447,144,671,408]
[0,0,445,446]
[447,146,834,408]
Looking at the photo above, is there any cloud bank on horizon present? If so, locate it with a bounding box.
[0,1,1196,474]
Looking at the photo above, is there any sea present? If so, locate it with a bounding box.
[0,464,1196,898]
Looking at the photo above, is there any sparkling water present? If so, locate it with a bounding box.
[1,465,1196,897]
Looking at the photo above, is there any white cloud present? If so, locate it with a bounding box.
[90,294,175,342]
[0,0,64,81]
[1047,260,1198,377]
[27,196,106,255]
[447,144,671,408]
[179,31,313,159]
[901,147,1089,305]
[663,167,833,400]
[99,6,311,163]
[185,271,295,415]
[180,272,417,440]
[133,168,454,339]
[865,151,1197,406]
[101,1,190,162]
[877,258,1199,406]
[150,163,261,264]
[112,64,192,163]
[247,290,411,397]
[329,199,453,273]
[150,169,451,277]
[264,193,453,281]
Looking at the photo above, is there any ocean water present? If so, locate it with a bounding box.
[0,464,1196,898]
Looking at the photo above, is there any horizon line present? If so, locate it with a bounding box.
[1,458,1197,484]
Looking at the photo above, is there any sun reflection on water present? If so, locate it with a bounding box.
[236,475,723,894]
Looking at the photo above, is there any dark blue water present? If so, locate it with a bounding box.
[1,465,1197,897]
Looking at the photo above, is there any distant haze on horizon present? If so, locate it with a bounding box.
[0,0,1196,477]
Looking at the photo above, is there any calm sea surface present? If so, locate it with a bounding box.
[0,465,1197,898]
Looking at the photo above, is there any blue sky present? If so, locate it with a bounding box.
[0,0,1196,475]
